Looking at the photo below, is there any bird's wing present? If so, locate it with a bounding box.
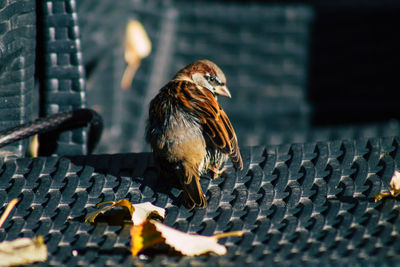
[175,80,243,170]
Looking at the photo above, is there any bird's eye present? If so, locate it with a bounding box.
[205,74,221,85]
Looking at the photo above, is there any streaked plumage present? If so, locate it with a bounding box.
[146,60,243,208]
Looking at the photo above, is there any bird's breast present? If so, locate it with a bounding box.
[155,110,207,170]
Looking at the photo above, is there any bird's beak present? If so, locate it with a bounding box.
[214,85,231,98]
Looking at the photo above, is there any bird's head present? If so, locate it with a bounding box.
[174,60,231,98]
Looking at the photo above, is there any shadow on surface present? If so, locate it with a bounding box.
[68,152,184,207]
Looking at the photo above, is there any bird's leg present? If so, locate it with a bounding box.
[209,164,227,179]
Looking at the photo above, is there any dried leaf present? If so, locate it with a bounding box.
[85,200,165,225]
[28,134,39,158]
[131,202,165,225]
[125,20,151,61]
[121,20,152,89]
[0,236,47,266]
[131,219,243,256]
[131,219,163,256]
[0,200,47,266]
[0,199,18,228]
[375,170,400,202]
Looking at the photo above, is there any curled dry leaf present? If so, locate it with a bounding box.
[85,200,165,225]
[0,236,47,266]
[131,219,243,256]
[375,170,400,202]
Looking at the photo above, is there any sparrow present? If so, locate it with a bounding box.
[146,60,243,209]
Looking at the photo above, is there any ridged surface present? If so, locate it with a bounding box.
[1,137,400,265]
[37,0,87,156]
[0,0,36,156]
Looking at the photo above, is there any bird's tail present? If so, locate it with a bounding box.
[180,163,207,209]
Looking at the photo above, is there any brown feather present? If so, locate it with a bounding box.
[146,60,243,209]
[175,80,243,170]
[181,163,207,208]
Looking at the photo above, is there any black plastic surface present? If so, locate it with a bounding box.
[36,0,87,156]
[0,0,36,156]
[1,137,400,265]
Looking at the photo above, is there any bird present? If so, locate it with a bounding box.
[146,60,243,209]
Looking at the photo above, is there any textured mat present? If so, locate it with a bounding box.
[1,137,400,265]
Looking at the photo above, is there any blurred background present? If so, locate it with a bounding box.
[76,0,400,154]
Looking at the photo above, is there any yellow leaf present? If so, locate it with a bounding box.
[131,220,165,256]
[85,200,165,225]
[0,236,47,266]
[131,219,243,257]
[375,170,400,202]
[124,20,151,61]
[121,20,152,90]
